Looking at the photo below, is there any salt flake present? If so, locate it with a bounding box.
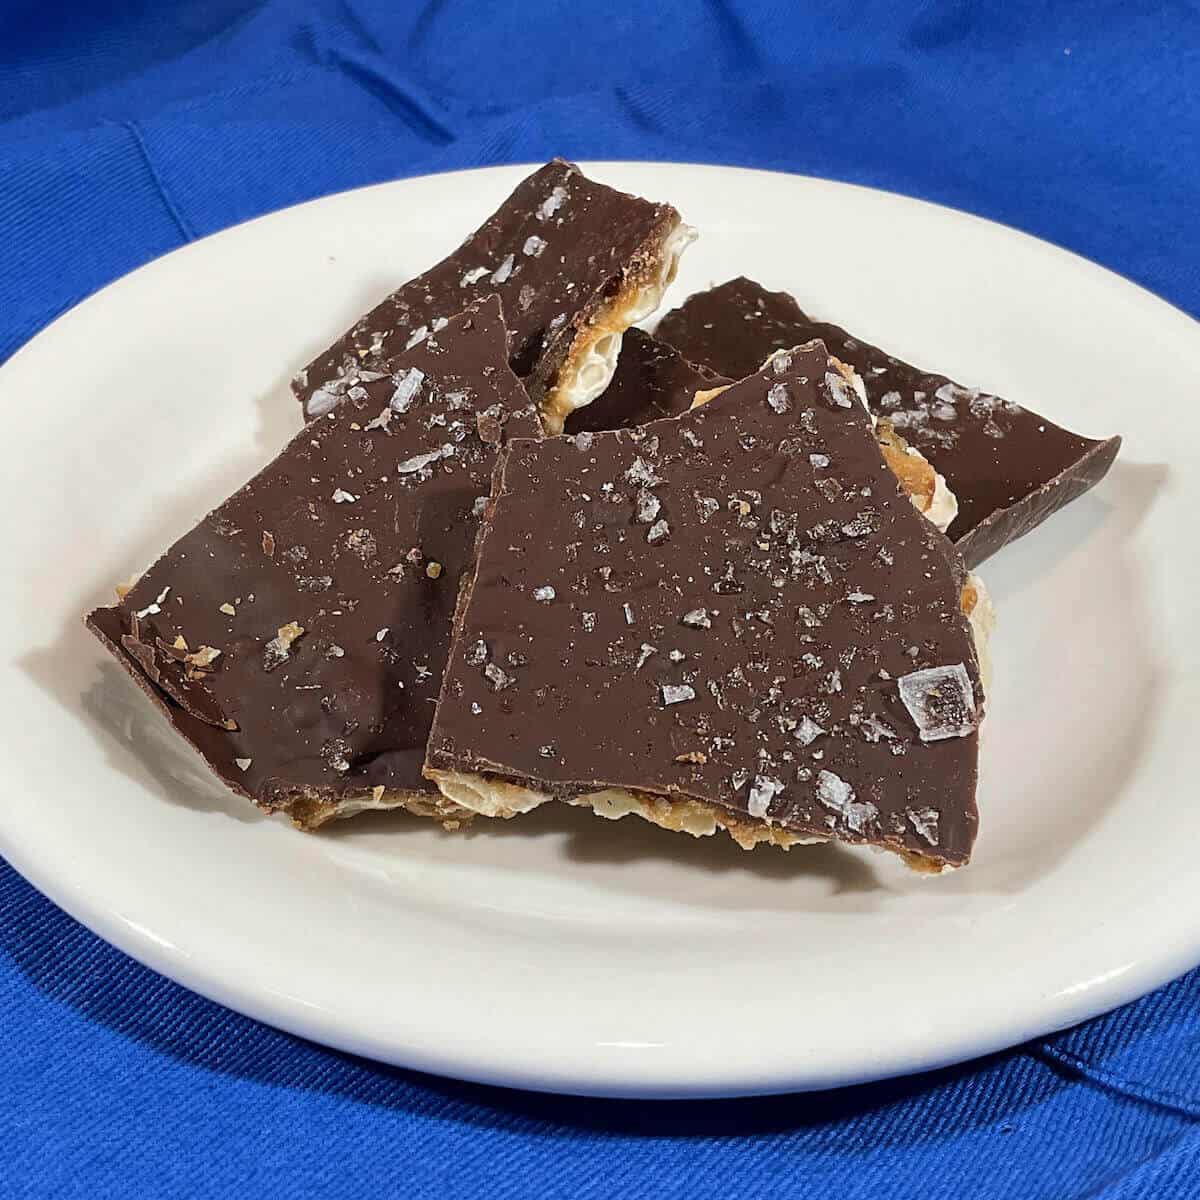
[794,716,825,746]
[536,186,568,220]
[897,663,977,741]
[815,769,877,833]
[635,490,661,523]
[390,368,425,412]
[306,387,339,417]
[766,383,791,413]
[491,254,515,284]
[935,382,978,405]
[747,775,784,819]
[907,806,940,845]
[397,445,451,474]
[484,663,512,691]
[825,371,855,408]
[625,457,662,488]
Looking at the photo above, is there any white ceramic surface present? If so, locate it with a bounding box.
[0,163,1196,1099]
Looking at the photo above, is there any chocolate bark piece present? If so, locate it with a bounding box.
[654,277,1121,567]
[426,341,984,870]
[563,328,729,435]
[295,159,693,434]
[87,298,540,829]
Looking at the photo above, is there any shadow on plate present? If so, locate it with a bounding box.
[22,645,261,824]
[324,798,886,894]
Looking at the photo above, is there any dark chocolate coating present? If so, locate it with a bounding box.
[293,159,679,422]
[88,298,540,819]
[428,342,982,867]
[563,328,728,435]
[654,278,1121,567]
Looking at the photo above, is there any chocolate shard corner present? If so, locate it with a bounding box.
[654,276,1121,567]
[294,159,693,436]
[88,296,539,829]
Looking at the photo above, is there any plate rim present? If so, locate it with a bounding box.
[2,160,1199,1098]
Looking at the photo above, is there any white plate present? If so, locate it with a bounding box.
[1,163,1196,1099]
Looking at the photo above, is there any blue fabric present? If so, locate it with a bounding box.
[2,3,1197,1195]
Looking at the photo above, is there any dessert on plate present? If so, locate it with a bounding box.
[89,299,537,829]
[425,342,987,871]
[86,159,1121,872]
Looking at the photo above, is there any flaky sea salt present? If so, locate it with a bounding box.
[625,457,661,487]
[397,446,451,474]
[635,490,661,523]
[935,382,977,405]
[661,684,695,705]
[907,806,940,845]
[491,254,515,284]
[389,367,425,413]
[306,387,339,416]
[815,769,877,833]
[536,186,568,220]
[484,663,511,691]
[747,775,784,819]
[794,716,825,746]
[263,622,305,672]
[825,371,855,408]
[897,663,977,741]
[859,714,897,743]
